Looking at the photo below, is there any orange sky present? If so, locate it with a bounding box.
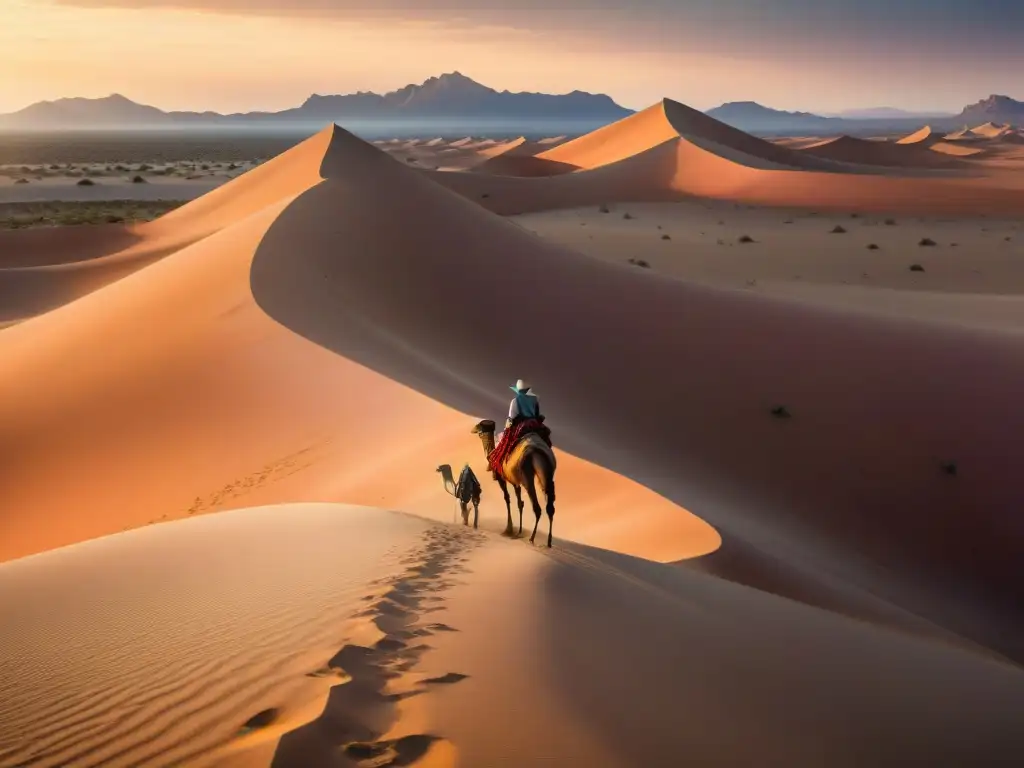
[1,0,1021,114]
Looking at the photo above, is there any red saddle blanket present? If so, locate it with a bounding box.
[487,418,552,476]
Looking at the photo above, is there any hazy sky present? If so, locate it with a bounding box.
[1,0,1022,114]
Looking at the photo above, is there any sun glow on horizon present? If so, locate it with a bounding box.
[0,0,1020,115]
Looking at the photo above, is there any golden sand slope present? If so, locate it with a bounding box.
[2,503,1023,767]
[972,122,1013,138]
[0,133,334,323]
[896,125,942,145]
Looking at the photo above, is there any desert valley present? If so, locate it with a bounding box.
[3,77,1024,767]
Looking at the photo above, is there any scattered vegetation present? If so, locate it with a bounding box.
[623,212,633,220]
[866,243,879,250]
[628,258,651,268]
[131,175,147,184]
[884,218,897,226]
[830,225,847,234]
[909,263,925,272]
[14,178,29,185]
[918,237,936,246]
[737,234,755,243]
[661,234,671,240]
[480,192,490,199]
[940,461,957,477]
[76,178,95,186]
[599,203,610,213]
[770,405,792,419]
[0,199,185,229]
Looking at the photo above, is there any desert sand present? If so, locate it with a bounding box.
[2,101,1024,766]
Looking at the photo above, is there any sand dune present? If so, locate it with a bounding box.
[928,140,988,157]
[474,136,533,159]
[0,125,716,567]
[945,127,985,141]
[972,122,1013,138]
[3,503,1023,767]
[5,124,1019,650]
[537,99,842,172]
[897,125,942,145]
[471,137,579,177]
[798,135,968,168]
[4,111,1024,765]
[430,127,1024,216]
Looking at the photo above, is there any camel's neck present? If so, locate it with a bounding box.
[477,432,496,456]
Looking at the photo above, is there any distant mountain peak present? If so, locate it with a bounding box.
[958,94,1024,124]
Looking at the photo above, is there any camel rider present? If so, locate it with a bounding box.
[489,378,553,476]
[506,379,542,430]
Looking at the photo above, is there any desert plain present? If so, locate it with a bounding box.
[2,99,1024,766]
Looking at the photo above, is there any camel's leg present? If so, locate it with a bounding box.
[472,495,480,529]
[526,477,543,545]
[460,501,469,526]
[513,485,525,537]
[497,477,513,536]
[545,473,556,548]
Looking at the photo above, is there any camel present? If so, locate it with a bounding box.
[435,463,481,528]
[470,419,557,547]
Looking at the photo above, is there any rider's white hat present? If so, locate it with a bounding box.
[513,379,532,392]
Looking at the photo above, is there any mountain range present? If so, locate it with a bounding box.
[0,72,631,129]
[1,72,1021,134]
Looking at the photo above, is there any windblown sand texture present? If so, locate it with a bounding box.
[2,99,1024,766]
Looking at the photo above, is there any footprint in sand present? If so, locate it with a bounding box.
[264,526,476,766]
